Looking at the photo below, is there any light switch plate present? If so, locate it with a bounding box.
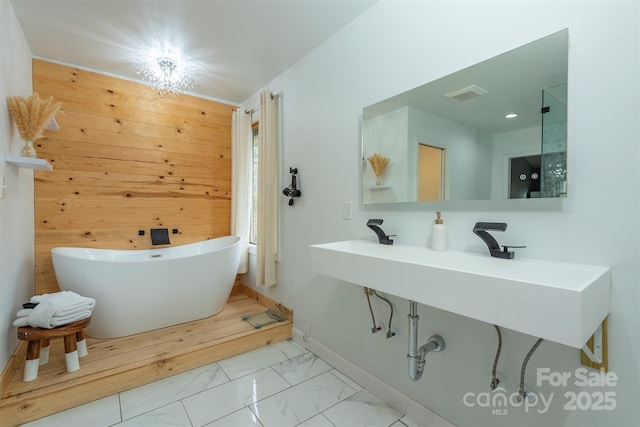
[342,201,352,220]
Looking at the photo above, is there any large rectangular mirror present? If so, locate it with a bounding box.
[362,29,568,205]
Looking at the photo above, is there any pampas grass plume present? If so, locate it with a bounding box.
[367,152,389,178]
[6,93,62,141]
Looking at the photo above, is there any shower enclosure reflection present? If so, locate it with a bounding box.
[541,84,568,197]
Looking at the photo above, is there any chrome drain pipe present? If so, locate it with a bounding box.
[408,301,445,381]
[407,301,422,380]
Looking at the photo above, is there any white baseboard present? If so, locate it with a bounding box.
[291,327,455,427]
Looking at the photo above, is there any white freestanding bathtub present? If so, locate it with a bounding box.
[51,236,242,339]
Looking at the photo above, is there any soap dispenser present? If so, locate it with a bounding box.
[431,211,447,251]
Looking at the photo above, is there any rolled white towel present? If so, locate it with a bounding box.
[16,308,33,318]
[49,305,92,319]
[26,300,61,329]
[55,302,95,317]
[30,291,95,317]
[15,308,91,328]
[14,308,33,327]
[13,317,29,327]
[49,310,92,328]
[27,291,95,329]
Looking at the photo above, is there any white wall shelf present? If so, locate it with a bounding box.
[4,155,53,171]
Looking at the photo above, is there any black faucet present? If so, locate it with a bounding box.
[367,219,395,245]
[473,222,525,259]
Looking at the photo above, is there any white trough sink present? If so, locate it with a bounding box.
[309,240,610,348]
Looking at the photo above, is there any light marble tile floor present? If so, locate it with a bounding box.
[22,340,418,427]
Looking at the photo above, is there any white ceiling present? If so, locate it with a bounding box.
[10,0,376,103]
[364,29,569,134]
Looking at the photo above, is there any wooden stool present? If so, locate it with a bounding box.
[17,317,91,382]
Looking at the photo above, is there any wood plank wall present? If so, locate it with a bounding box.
[33,59,236,295]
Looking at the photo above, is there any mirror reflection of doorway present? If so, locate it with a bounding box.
[509,155,541,199]
[418,143,444,201]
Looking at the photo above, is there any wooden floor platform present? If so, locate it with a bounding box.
[0,290,292,427]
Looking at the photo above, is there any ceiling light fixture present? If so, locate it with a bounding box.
[136,45,197,96]
[505,113,519,119]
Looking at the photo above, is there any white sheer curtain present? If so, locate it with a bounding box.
[256,90,279,287]
[231,109,252,274]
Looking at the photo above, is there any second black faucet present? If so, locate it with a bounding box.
[367,219,395,245]
[473,222,526,259]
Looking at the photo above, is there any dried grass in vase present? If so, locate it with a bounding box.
[367,152,389,185]
[6,92,62,157]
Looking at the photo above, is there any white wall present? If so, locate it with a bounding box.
[242,2,639,426]
[363,107,409,202]
[0,0,35,370]
[408,107,492,201]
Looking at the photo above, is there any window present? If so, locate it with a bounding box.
[249,124,259,244]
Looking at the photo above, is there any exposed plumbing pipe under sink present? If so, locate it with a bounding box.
[407,301,445,381]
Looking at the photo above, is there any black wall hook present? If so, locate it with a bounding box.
[283,167,302,206]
